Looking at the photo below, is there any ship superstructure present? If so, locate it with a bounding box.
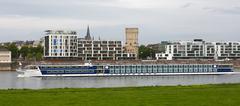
[17,63,235,77]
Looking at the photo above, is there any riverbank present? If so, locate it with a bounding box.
[0,63,11,71]
[6,59,240,71]
[1,84,240,106]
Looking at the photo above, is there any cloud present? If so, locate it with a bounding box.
[203,6,240,15]
[0,15,122,30]
[181,3,194,8]
[0,0,240,43]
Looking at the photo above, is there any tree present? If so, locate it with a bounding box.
[19,46,29,59]
[7,43,19,59]
[35,52,43,61]
[36,45,43,53]
[138,45,156,60]
[27,53,33,61]
[19,45,44,61]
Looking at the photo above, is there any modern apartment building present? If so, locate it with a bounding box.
[78,40,136,60]
[156,39,240,60]
[44,30,78,59]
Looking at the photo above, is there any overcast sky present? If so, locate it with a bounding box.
[0,0,240,44]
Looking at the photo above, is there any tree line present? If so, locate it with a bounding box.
[2,43,43,61]
[3,43,156,61]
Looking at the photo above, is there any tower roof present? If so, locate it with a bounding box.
[85,26,92,40]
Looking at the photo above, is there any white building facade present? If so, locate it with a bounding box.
[0,48,11,63]
[44,30,78,58]
[156,39,240,60]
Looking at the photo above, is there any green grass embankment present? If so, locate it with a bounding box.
[0,84,240,106]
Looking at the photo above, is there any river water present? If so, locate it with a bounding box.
[0,71,240,89]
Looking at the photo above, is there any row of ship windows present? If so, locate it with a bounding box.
[111,68,214,70]
[109,69,215,73]
[40,65,216,69]
[45,70,95,73]
[40,66,96,69]
[109,65,215,69]
[42,69,217,74]
[110,68,214,71]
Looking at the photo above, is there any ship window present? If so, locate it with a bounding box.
[31,66,37,69]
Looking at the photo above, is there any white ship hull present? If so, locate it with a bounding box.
[17,64,236,77]
[17,70,240,77]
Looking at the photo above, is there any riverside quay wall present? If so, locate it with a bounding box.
[0,63,11,71]
[19,59,240,68]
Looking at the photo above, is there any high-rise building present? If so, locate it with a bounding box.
[124,28,139,59]
[44,30,78,59]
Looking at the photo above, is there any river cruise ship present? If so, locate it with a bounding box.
[16,63,236,77]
